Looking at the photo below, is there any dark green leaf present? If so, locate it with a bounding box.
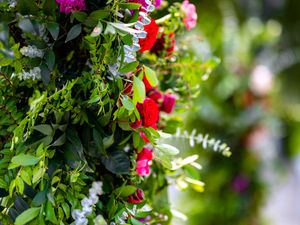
[89,10,110,20]
[101,151,130,174]
[45,50,55,71]
[33,124,53,136]
[47,22,59,40]
[73,12,88,22]
[32,190,47,207]
[14,197,29,214]
[17,0,38,15]
[40,64,51,85]
[65,24,82,43]
[51,133,66,146]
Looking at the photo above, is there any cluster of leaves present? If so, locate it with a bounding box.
[0,0,222,224]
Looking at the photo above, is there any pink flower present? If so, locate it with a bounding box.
[56,0,85,14]
[181,0,197,30]
[155,0,162,8]
[161,94,176,114]
[136,148,153,176]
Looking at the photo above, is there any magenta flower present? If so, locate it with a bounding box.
[56,0,86,14]
[136,148,153,176]
[181,0,197,30]
[161,94,176,114]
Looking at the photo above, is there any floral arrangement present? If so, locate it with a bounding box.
[0,0,222,224]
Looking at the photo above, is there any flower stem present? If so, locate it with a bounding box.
[155,14,172,25]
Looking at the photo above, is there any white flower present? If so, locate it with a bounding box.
[20,45,44,58]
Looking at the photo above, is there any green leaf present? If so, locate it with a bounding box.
[45,201,58,224]
[133,76,145,104]
[65,24,82,43]
[72,12,88,22]
[115,185,137,198]
[154,150,172,169]
[156,144,180,155]
[89,10,110,20]
[47,22,59,40]
[91,22,103,37]
[104,24,116,35]
[45,50,55,70]
[15,207,40,225]
[101,151,130,174]
[33,124,53,136]
[18,19,34,33]
[51,133,66,146]
[11,154,40,166]
[122,96,134,111]
[119,3,141,10]
[40,64,51,85]
[32,190,47,207]
[144,65,158,86]
[119,61,139,73]
[17,0,38,15]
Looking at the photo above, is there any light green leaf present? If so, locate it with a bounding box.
[144,65,158,86]
[11,154,40,166]
[91,22,103,37]
[15,207,40,225]
[119,3,141,10]
[156,144,180,155]
[133,76,145,104]
[115,185,137,197]
[122,96,134,111]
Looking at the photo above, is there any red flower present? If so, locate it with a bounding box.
[130,119,142,129]
[137,97,160,128]
[151,32,176,57]
[128,188,145,204]
[148,89,163,103]
[161,94,176,113]
[137,147,153,161]
[139,19,159,52]
[143,76,153,93]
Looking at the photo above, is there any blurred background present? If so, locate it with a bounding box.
[168,0,300,224]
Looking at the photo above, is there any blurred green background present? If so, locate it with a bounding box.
[169,0,300,224]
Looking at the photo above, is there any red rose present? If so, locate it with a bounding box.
[151,32,176,57]
[161,93,176,114]
[148,89,163,103]
[139,19,159,52]
[137,97,160,128]
[128,189,145,203]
